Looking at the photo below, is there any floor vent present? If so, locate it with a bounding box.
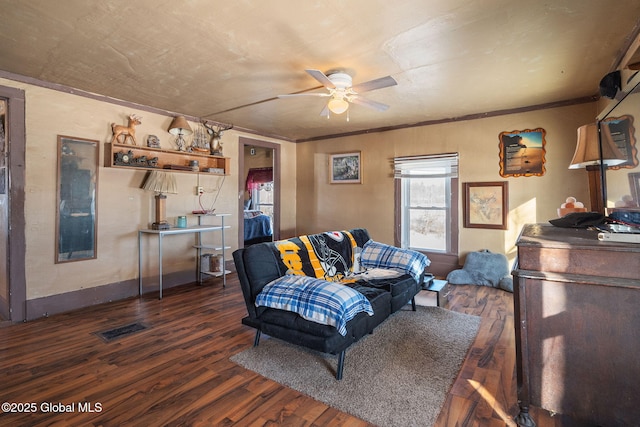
[96,322,148,342]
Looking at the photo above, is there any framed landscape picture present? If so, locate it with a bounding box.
[330,151,361,184]
[464,181,508,230]
[498,128,546,177]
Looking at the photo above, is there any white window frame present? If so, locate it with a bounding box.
[394,153,459,256]
[251,182,274,217]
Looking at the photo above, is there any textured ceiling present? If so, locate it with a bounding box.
[1,0,639,141]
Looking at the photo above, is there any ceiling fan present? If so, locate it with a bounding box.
[278,69,397,117]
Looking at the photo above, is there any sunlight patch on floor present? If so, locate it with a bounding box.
[468,379,516,426]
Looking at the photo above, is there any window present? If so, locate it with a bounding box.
[394,153,458,254]
[246,166,274,219]
[251,182,274,219]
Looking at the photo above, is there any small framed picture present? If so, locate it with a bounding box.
[330,151,361,184]
[147,134,161,148]
[464,181,508,230]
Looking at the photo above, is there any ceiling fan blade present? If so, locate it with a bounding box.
[349,96,390,111]
[351,75,397,93]
[305,69,336,89]
[319,104,330,117]
[277,93,330,98]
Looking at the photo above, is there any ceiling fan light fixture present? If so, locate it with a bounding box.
[328,97,349,114]
[328,72,353,89]
[279,69,396,116]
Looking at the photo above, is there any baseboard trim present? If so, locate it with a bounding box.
[424,252,460,278]
[24,261,235,321]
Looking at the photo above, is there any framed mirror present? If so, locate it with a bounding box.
[598,72,640,212]
[55,135,99,263]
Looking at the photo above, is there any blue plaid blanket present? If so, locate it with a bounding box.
[360,240,430,282]
[255,275,374,336]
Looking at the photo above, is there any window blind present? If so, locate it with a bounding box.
[393,153,458,178]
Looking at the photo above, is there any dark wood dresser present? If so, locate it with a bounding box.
[512,224,640,426]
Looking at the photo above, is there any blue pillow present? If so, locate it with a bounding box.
[255,275,373,336]
[360,240,430,282]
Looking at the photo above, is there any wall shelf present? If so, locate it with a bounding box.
[107,143,230,175]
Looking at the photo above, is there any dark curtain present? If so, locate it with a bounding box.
[246,167,273,190]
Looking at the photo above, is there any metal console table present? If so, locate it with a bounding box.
[138,213,230,299]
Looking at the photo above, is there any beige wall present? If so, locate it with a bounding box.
[0,77,295,300]
[296,102,599,265]
[0,73,602,302]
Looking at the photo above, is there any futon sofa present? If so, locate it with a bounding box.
[232,228,430,379]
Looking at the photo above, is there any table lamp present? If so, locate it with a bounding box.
[141,170,178,230]
[569,123,625,213]
[168,116,193,152]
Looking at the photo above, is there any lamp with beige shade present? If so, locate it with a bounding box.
[141,170,178,230]
[569,123,625,213]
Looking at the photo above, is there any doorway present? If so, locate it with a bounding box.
[0,85,26,322]
[238,137,280,247]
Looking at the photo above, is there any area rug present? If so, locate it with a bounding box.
[231,306,481,427]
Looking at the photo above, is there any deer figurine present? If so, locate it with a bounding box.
[202,121,233,155]
[111,114,142,145]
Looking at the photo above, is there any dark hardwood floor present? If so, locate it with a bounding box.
[0,274,560,426]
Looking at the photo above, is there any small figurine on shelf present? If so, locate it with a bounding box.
[147,134,160,148]
[203,122,233,156]
[190,123,210,153]
[111,114,142,145]
[558,196,587,217]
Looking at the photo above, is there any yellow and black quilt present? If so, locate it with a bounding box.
[272,228,371,282]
